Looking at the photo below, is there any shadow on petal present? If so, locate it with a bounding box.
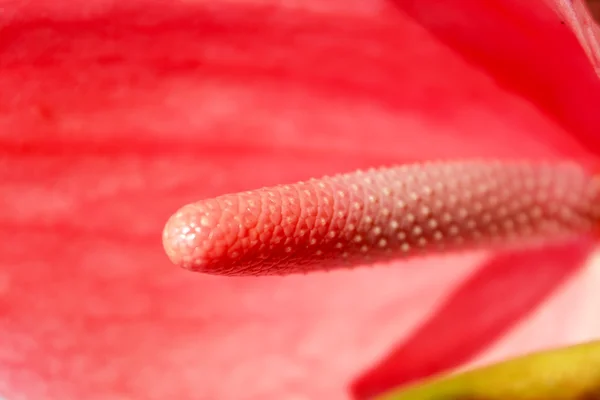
[351,238,595,400]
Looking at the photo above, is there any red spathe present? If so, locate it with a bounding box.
[1,1,600,399]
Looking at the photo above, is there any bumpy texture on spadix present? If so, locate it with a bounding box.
[163,161,600,276]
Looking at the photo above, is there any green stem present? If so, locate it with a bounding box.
[376,341,600,400]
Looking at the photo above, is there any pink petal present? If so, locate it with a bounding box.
[352,239,595,398]
[2,1,600,400]
[3,1,600,165]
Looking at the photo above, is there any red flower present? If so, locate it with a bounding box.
[2,1,600,399]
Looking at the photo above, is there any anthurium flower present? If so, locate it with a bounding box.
[2,1,600,400]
